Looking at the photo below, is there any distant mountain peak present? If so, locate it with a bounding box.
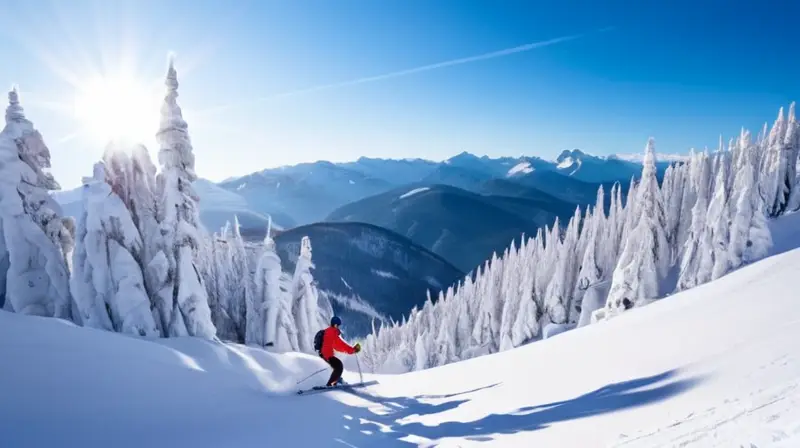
[446,151,479,163]
[556,149,591,163]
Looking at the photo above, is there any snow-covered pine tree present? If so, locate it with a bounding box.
[544,206,581,324]
[432,287,459,365]
[573,186,605,322]
[203,225,235,340]
[70,165,114,331]
[708,155,732,280]
[676,150,700,254]
[153,58,215,339]
[780,104,800,213]
[729,144,772,268]
[762,107,787,217]
[471,253,500,350]
[662,162,686,262]
[225,216,250,342]
[498,239,521,351]
[0,87,74,319]
[101,144,164,333]
[618,176,639,252]
[770,103,799,215]
[604,183,623,271]
[252,220,298,350]
[510,230,541,345]
[290,236,328,353]
[677,152,713,290]
[606,138,670,314]
[70,162,160,337]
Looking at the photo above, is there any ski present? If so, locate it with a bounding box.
[296,380,378,395]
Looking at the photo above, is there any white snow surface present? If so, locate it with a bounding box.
[399,187,430,199]
[372,268,399,279]
[4,216,800,446]
[506,161,533,176]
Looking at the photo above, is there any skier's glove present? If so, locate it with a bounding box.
[353,343,361,353]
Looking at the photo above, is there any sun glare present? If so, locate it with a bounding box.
[72,75,160,146]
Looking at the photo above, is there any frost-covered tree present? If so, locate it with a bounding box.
[677,152,714,290]
[203,220,249,342]
[251,218,297,349]
[573,187,605,321]
[768,103,799,216]
[471,253,502,350]
[606,138,670,313]
[729,145,772,268]
[498,240,522,351]
[101,144,164,331]
[544,207,581,324]
[70,162,160,337]
[291,236,328,353]
[0,87,73,319]
[707,155,732,280]
[662,162,686,261]
[152,59,215,338]
[510,232,541,345]
[676,152,698,254]
[226,217,250,341]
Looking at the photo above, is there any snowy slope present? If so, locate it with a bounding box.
[4,218,800,447]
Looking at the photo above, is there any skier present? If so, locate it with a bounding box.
[319,316,361,387]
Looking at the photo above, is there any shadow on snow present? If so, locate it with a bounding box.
[336,369,703,445]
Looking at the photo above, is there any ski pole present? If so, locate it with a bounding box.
[355,353,364,385]
[296,367,327,385]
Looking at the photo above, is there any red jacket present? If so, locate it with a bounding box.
[321,326,355,360]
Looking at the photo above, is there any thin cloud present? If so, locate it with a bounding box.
[199,27,612,116]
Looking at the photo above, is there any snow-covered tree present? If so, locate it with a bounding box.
[291,236,328,353]
[707,155,732,280]
[101,143,164,331]
[677,153,714,290]
[251,218,298,349]
[510,233,541,345]
[544,207,581,324]
[768,103,799,216]
[606,138,670,313]
[573,187,605,321]
[70,162,160,337]
[729,145,772,268]
[152,59,215,338]
[0,87,73,319]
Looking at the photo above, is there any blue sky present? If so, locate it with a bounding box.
[0,0,797,187]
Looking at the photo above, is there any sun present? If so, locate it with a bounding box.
[72,75,161,146]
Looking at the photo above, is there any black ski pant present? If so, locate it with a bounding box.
[324,355,343,386]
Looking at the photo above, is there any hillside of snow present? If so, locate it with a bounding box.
[4,214,800,447]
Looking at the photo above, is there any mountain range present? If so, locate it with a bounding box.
[217,150,681,229]
[51,149,684,333]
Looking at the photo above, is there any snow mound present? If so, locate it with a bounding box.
[399,187,430,199]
